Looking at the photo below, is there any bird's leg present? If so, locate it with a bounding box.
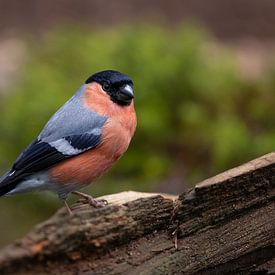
[64,199,73,215]
[72,191,108,208]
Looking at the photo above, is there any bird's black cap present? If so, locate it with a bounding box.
[85,70,133,86]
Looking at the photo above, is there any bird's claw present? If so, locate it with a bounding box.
[80,197,108,208]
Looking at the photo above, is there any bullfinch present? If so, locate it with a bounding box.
[0,70,137,214]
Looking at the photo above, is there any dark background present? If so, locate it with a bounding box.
[1,0,275,40]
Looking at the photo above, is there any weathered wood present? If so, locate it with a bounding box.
[0,153,274,274]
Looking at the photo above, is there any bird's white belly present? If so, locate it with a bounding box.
[5,172,51,195]
[5,172,78,197]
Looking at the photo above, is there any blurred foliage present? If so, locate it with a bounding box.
[0,24,275,246]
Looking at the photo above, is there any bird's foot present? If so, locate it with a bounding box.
[82,197,108,208]
[72,191,108,208]
[64,200,73,215]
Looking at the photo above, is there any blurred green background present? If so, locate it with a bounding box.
[0,0,275,247]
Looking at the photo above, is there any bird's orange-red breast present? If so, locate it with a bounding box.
[48,82,137,185]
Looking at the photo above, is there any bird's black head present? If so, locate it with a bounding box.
[85,70,134,106]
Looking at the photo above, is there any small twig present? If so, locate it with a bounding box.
[171,227,178,250]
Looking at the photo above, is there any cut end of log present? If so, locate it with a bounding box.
[196,152,275,188]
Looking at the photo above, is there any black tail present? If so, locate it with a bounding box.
[0,171,21,196]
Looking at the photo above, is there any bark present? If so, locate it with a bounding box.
[0,153,274,274]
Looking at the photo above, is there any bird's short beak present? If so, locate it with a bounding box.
[118,84,134,103]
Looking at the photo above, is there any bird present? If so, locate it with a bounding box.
[0,70,137,214]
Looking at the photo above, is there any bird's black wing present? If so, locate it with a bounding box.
[0,132,102,196]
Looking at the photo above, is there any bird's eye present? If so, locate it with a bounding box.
[102,82,111,92]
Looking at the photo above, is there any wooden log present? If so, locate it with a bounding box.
[0,153,274,274]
